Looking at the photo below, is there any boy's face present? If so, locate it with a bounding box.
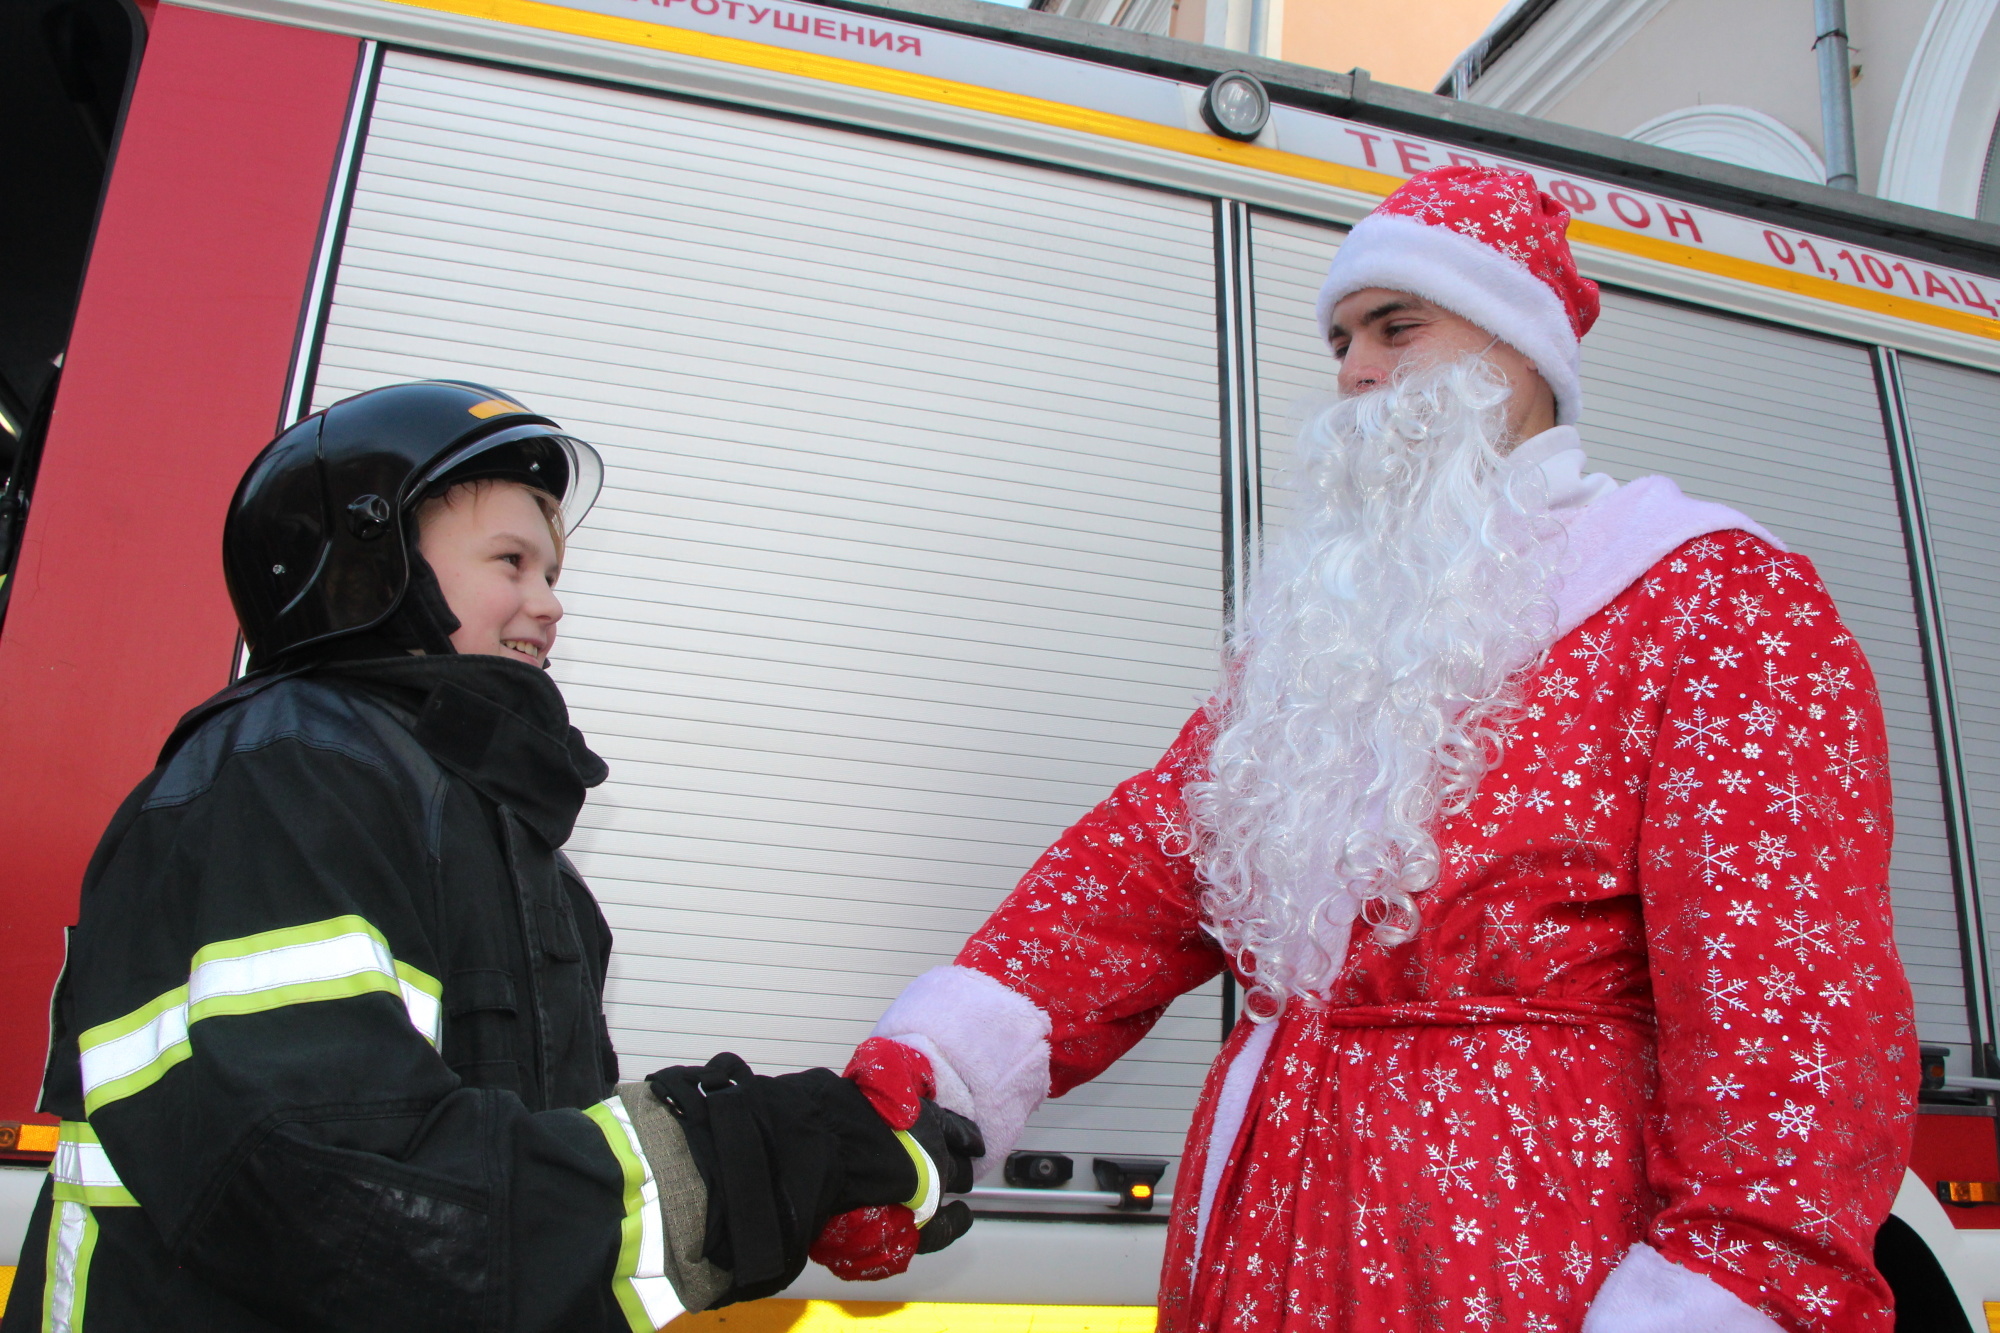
[417,482,564,668]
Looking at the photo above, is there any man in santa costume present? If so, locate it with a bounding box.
[815,166,1916,1331]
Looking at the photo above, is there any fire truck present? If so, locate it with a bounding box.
[3,0,1999,1323]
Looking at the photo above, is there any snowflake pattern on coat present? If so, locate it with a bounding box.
[956,532,1915,1333]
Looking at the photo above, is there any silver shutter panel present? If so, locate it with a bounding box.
[1579,296,1964,1050]
[1250,212,1344,527]
[1900,355,2000,1038]
[1247,215,1966,1051]
[311,53,1225,1170]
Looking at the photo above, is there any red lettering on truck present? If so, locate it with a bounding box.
[1343,129,1382,168]
[1607,193,1651,227]
[1658,204,1701,243]
[1953,277,1998,316]
[1549,180,1596,213]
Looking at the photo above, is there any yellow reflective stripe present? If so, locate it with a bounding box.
[893,1129,939,1226]
[50,1124,136,1209]
[43,1199,99,1333]
[77,916,443,1115]
[584,1099,685,1333]
[74,985,192,1116]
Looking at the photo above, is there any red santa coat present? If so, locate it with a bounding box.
[874,515,1915,1331]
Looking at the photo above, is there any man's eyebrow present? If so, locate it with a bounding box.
[1327,299,1418,340]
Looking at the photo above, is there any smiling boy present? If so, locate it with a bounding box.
[416,478,568,668]
[2,380,976,1333]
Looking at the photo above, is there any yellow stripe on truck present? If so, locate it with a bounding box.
[375,0,1400,187]
[379,0,1998,347]
[673,1300,1157,1331]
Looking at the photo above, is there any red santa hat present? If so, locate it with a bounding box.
[1314,165,1601,425]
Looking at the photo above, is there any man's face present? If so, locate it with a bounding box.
[1327,288,1556,444]
[417,481,565,668]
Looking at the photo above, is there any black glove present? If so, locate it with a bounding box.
[649,1052,983,1305]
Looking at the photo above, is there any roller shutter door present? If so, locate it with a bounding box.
[1579,298,1964,1050]
[1900,355,2000,1040]
[1249,212,1342,528]
[309,52,1224,1170]
[1247,213,1967,1051]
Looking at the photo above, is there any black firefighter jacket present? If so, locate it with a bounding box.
[1,654,690,1333]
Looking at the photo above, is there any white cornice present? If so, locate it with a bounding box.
[1461,0,1671,119]
[1878,0,2000,215]
[1626,105,1825,184]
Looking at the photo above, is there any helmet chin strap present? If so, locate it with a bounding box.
[376,546,462,657]
[301,543,461,665]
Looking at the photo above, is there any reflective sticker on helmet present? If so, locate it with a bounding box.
[467,399,527,419]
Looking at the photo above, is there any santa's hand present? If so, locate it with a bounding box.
[809,1039,983,1279]
[644,1050,980,1305]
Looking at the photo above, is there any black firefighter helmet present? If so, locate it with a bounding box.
[224,380,603,669]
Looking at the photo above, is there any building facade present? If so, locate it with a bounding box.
[1443,0,2000,222]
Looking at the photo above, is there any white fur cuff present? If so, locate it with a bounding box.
[871,965,1052,1180]
[1581,1243,1782,1333]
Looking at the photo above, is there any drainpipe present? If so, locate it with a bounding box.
[1247,0,1269,57]
[1813,0,1859,190]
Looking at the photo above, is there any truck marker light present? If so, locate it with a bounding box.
[1093,1156,1168,1211]
[1937,1180,2000,1206]
[0,1121,59,1156]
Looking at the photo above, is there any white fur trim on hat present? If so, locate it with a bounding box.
[871,965,1052,1180]
[1315,213,1586,425]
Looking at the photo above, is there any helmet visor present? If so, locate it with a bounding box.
[411,424,605,534]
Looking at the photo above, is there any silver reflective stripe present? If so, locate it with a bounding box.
[43,1199,99,1333]
[398,975,441,1047]
[584,1098,685,1333]
[50,1124,136,1208]
[77,916,443,1115]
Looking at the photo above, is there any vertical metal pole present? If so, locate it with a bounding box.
[1213,199,1261,638]
[1813,0,1859,190]
[1873,346,1996,1074]
[1213,198,1261,1038]
[279,39,382,432]
[1246,0,1270,59]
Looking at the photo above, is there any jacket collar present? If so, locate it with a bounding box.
[325,654,609,848]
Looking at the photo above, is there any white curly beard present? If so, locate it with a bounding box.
[1186,356,1565,1015]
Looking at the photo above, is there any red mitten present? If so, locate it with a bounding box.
[809,1204,922,1280]
[809,1039,940,1280]
[844,1037,936,1130]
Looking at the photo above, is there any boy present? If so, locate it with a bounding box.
[2,380,975,1333]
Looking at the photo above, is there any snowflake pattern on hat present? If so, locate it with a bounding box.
[1375,166,1602,339]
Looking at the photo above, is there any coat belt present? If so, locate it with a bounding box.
[1301,996,1653,1032]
